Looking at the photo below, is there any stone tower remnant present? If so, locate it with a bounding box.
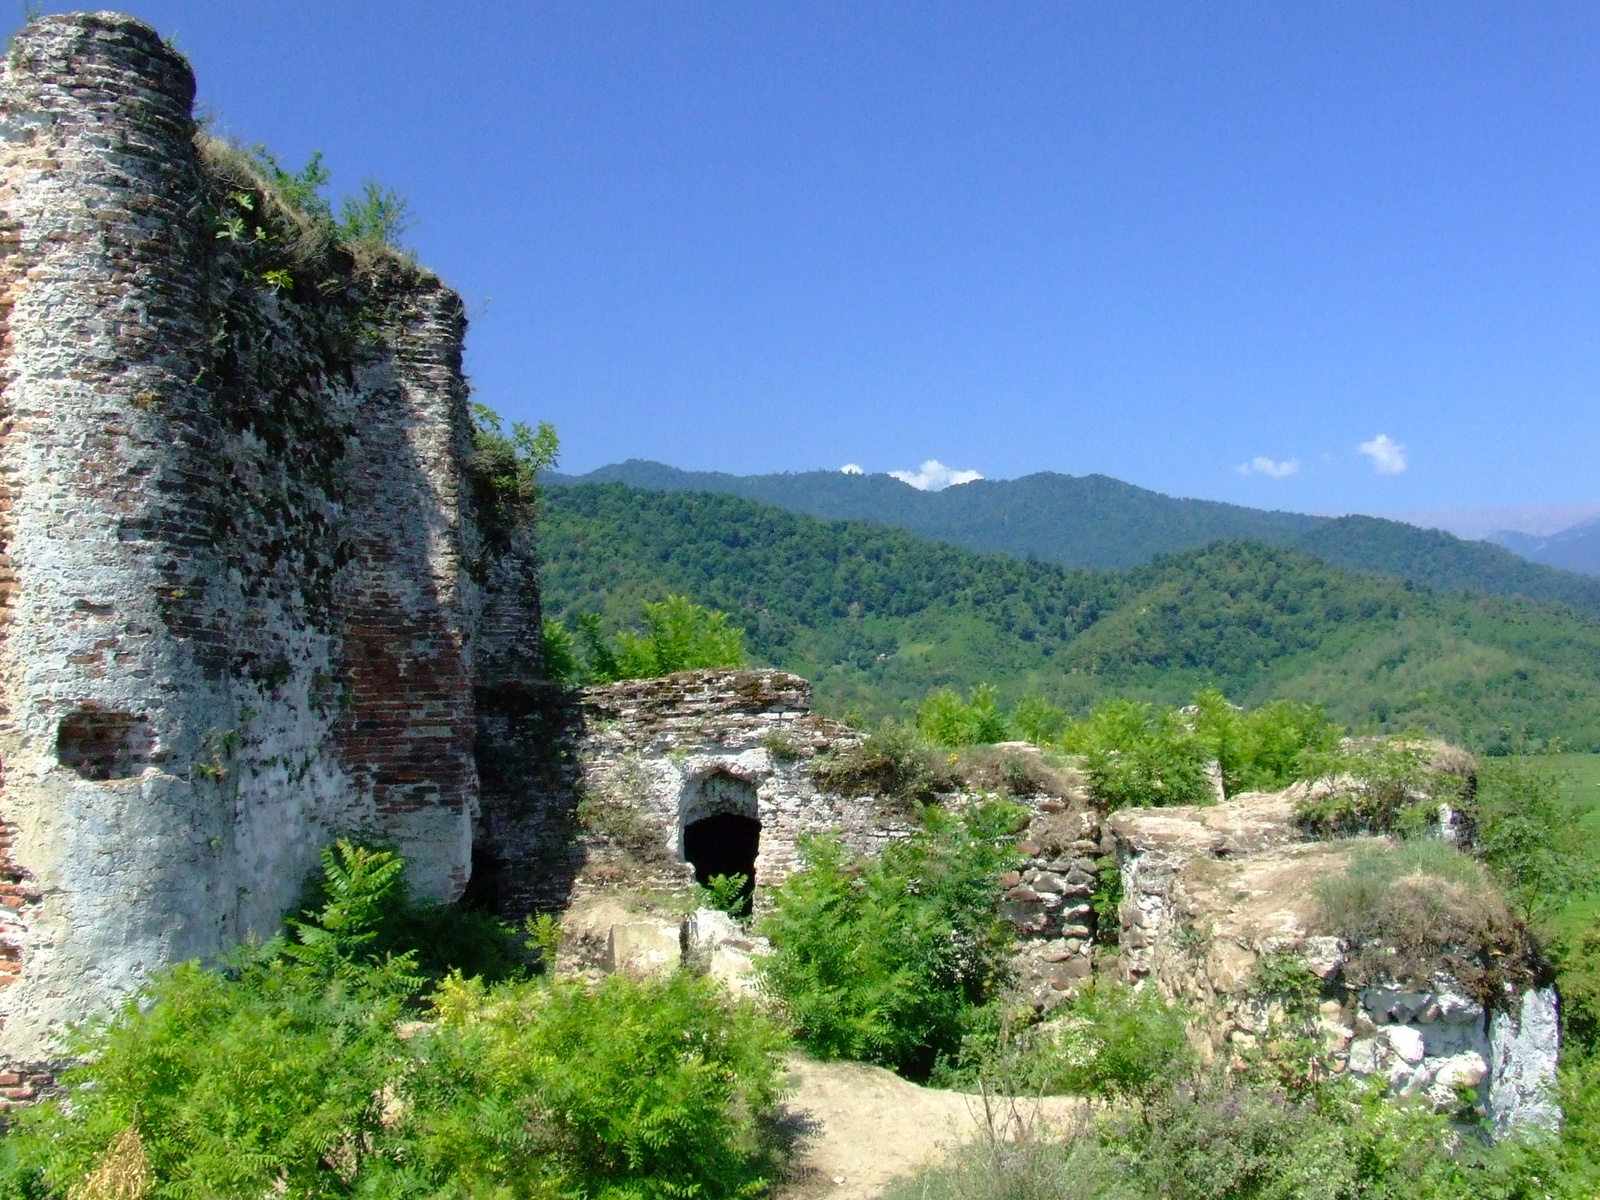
[0,12,542,1084]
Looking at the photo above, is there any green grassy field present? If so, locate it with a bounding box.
[1527,752,1600,936]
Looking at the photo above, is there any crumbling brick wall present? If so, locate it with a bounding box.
[0,12,513,1079]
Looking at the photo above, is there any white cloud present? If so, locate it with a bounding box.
[1235,455,1300,479]
[840,463,863,475]
[887,459,984,491]
[1358,433,1407,475]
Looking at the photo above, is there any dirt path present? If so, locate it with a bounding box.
[777,1056,1084,1200]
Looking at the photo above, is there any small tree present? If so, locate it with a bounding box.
[1477,758,1600,925]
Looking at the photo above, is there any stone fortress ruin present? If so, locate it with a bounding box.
[0,10,1563,1135]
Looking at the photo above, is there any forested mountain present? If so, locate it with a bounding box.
[546,461,1600,612]
[539,482,1600,751]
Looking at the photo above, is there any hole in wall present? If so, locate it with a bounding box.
[56,708,152,781]
[682,812,760,917]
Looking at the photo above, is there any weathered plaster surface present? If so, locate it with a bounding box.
[0,12,499,1082]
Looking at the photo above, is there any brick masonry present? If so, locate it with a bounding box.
[0,12,541,1084]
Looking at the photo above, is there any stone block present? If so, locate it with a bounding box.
[1048,958,1092,989]
[1432,1051,1487,1090]
[709,945,760,996]
[606,921,682,974]
[1380,1025,1427,1066]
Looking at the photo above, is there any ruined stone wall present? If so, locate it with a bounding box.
[475,669,905,917]
[0,12,491,1080]
[1107,788,1561,1136]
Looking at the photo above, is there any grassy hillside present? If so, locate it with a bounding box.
[546,460,1600,613]
[539,482,1600,751]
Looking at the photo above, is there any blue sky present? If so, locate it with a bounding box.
[41,2,1600,512]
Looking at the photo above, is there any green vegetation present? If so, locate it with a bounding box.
[1292,739,1471,838]
[1478,757,1600,924]
[539,483,1600,749]
[0,844,785,1200]
[916,684,1011,746]
[469,403,560,552]
[245,147,413,252]
[546,461,1600,610]
[1312,840,1535,1002]
[883,1075,1578,1200]
[545,594,745,686]
[1060,699,1214,808]
[757,802,1021,1080]
[940,981,1195,1101]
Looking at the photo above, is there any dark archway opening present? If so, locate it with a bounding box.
[682,813,760,916]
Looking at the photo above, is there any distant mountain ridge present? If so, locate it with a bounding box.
[1488,517,1600,578]
[545,460,1600,614]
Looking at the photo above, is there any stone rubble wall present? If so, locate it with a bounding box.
[0,12,504,1083]
[1107,786,1561,1136]
[475,669,907,917]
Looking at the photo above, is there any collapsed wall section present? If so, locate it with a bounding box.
[0,12,485,1077]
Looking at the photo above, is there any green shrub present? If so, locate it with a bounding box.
[917,684,1011,747]
[938,981,1194,1101]
[1090,854,1122,945]
[614,594,745,679]
[758,802,1021,1079]
[384,970,787,1200]
[1011,694,1069,745]
[3,843,426,1198]
[556,595,746,685]
[1192,689,1342,796]
[1028,981,1194,1100]
[886,1074,1565,1200]
[811,719,953,805]
[1,843,785,1200]
[1061,699,1213,809]
[338,179,412,247]
[1293,738,1471,838]
[470,403,560,550]
[1477,757,1600,924]
[542,615,583,685]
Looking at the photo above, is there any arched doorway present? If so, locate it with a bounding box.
[680,771,760,916]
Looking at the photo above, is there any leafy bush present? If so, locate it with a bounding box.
[758,802,1021,1079]
[470,403,560,550]
[1191,689,1343,795]
[542,615,583,685]
[2,843,427,1197]
[386,970,786,1199]
[1090,854,1122,945]
[553,595,745,685]
[1011,695,1069,745]
[1476,757,1600,924]
[1293,738,1472,838]
[1,843,786,1200]
[917,684,1011,747]
[1312,840,1537,1002]
[338,179,413,247]
[987,981,1195,1101]
[1061,699,1213,809]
